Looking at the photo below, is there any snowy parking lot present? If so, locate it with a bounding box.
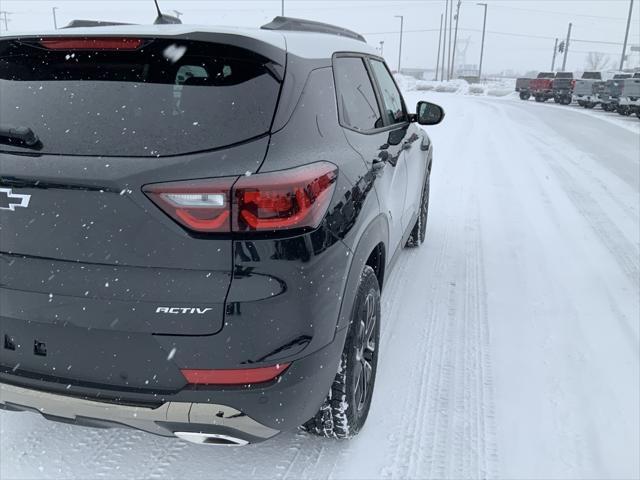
[1,90,639,480]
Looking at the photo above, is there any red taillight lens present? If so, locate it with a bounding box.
[39,37,144,50]
[144,162,337,234]
[144,177,235,233]
[233,162,338,232]
[181,363,291,385]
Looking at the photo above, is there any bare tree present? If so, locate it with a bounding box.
[585,51,610,71]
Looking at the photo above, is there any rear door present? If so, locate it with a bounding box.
[0,36,281,337]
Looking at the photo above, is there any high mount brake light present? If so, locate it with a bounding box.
[181,363,291,385]
[143,162,338,234]
[39,38,144,51]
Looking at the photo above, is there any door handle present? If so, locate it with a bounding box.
[372,151,389,171]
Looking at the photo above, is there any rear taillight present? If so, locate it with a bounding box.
[144,177,235,233]
[233,162,337,232]
[143,162,338,234]
[39,37,144,50]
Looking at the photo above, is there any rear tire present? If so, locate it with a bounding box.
[534,95,543,102]
[405,173,430,248]
[302,266,380,439]
[519,92,530,100]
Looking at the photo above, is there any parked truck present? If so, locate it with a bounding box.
[530,72,555,102]
[596,73,632,112]
[552,72,575,104]
[573,71,603,108]
[618,72,640,118]
[515,77,532,100]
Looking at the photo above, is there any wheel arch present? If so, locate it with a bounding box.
[336,213,388,332]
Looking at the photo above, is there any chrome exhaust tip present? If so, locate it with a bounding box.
[174,431,249,446]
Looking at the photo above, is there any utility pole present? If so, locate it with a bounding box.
[620,0,634,70]
[379,40,384,56]
[52,7,59,29]
[451,0,461,80]
[281,0,285,16]
[435,13,443,81]
[395,15,404,73]
[447,0,454,79]
[561,22,572,71]
[477,3,487,82]
[442,0,448,81]
[551,38,558,70]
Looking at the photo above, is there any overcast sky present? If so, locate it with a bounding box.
[1,0,638,75]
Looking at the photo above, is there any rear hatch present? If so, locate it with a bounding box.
[621,77,640,98]
[0,35,282,389]
[552,73,573,91]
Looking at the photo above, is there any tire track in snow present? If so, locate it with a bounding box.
[526,130,639,288]
[378,104,498,479]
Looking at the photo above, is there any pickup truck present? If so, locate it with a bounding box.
[552,72,575,104]
[618,72,640,118]
[515,77,532,100]
[530,72,555,102]
[573,71,602,108]
[597,73,632,112]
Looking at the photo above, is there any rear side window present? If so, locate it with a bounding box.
[0,38,281,156]
[369,59,408,125]
[333,57,382,132]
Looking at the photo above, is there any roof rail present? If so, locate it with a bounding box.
[62,20,135,29]
[261,16,366,43]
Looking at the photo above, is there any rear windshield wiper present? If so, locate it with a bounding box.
[0,124,42,150]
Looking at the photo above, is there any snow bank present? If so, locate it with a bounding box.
[396,74,516,98]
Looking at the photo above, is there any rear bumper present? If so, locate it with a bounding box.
[0,324,348,443]
[0,381,277,445]
[619,97,640,106]
[573,94,597,102]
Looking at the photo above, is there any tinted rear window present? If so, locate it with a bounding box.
[555,73,573,78]
[582,72,601,79]
[537,72,555,78]
[0,38,281,156]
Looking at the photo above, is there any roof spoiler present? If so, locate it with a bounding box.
[261,16,365,43]
[62,20,135,29]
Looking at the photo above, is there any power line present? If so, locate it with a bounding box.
[363,27,633,47]
[490,5,629,22]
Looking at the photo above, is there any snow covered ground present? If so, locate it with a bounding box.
[1,90,639,480]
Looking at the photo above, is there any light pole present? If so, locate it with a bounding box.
[451,0,461,79]
[435,13,443,81]
[620,0,634,70]
[0,11,9,31]
[281,0,285,16]
[379,40,385,56]
[447,0,453,79]
[441,0,448,81]
[52,7,59,29]
[477,3,487,81]
[395,15,404,73]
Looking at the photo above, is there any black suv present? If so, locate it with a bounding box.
[0,17,444,445]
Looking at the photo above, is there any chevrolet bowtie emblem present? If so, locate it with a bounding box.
[0,188,31,211]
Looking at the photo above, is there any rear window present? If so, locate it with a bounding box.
[0,38,281,156]
[555,73,573,79]
[582,72,601,79]
[537,72,555,78]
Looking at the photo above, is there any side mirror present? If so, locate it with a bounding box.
[415,101,445,125]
